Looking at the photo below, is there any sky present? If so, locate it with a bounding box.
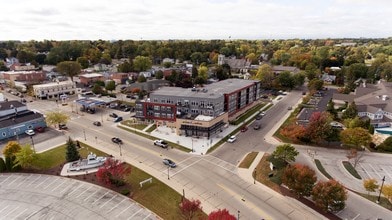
[2,0,392,41]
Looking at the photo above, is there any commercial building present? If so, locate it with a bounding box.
[33,80,76,99]
[2,71,46,84]
[135,79,261,138]
[79,73,104,86]
[0,100,46,140]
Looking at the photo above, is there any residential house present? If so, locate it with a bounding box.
[332,81,392,128]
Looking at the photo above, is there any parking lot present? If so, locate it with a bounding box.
[0,173,159,220]
[357,162,392,185]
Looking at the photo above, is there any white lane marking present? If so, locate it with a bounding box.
[107,198,126,213]
[27,175,41,187]
[3,206,19,218]
[17,174,32,187]
[13,208,28,219]
[7,175,21,186]
[99,194,116,208]
[0,174,13,184]
[92,191,110,205]
[43,178,59,190]
[35,176,50,188]
[84,190,98,202]
[127,209,142,220]
[116,204,133,218]
[75,185,93,199]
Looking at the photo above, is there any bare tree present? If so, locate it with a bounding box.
[346,148,365,169]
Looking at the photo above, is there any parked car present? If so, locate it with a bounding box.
[241,126,248,132]
[93,121,101,126]
[109,113,118,118]
[35,127,45,133]
[287,106,292,110]
[154,140,168,148]
[59,123,68,130]
[123,107,131,112]
[111,137,122,144]
[256,114,263,120]
[25,129,35,136]
[114,116,123,122]
[227,135,237,143]
[163,159,176,168]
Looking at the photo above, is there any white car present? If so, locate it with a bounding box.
[25,129,35,136]
[227,135,237,143]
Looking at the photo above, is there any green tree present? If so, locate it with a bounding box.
[305,63,319,80]
[133,56,152,72]
[117,61,133,73]
[311,180,347,212]
[14,145,37,169]
[342,101,358,119]
[92,84,103,94]
[0,157,6,172]
[57,61,81,82]
[256,64,274,89]
[76,56,89,69]
[363,178,379,196]
[155,70,164,79]
[66,137,80,162]
[191,66,198,79]
[293,72,306,87]
[163,62,172,68]
[307,78,324,92]
[271,144,299,164]
[277,71,295,89]
[45,111,70,128]
[282,164,317,197]
[105,80,116,93]
[377,136,392,152]
[198,65,208,81]
[326,99,337,119]
[190,52,204,64]
[138,74,147,83]
[340,127,371,149]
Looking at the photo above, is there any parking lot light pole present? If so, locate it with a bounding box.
[377,176,386,203]
[253,169,256,184]
[167,166,170,180]
[118,143,122,156]
[30,136,36,153]
[83,129,86,141]
[237,210,240,220]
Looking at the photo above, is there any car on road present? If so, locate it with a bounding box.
[93,121,101,126]
[154,140,168,148]
[163,158,176,168]
[227,135,237,143]
[59,123,68,130]
[109,113,118,118]
[114,116,123,122]
[260,111,266,116]
[287,106,292,110]
[25,129,35,136]
[241,126,248,132]
[253,123,261,130]
[111,137,122,144]
[256,114,263,120]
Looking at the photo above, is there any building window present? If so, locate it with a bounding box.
[154,106,160,110]
[2,132,6,137]
[28,125,33,129]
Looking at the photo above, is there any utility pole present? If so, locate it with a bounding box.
[377,176,386,203]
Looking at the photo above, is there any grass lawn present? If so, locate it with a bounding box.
[314,159,333,179]
[355,192,392,211]
[29,143,207,219]
[342,161,362,179]
[239,152,258,168]
[254,153,282,193]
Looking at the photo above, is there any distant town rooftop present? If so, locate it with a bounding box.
[80,73,103,78]
[33,80,74,88]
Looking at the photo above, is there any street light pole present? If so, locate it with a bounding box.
[191,138,194,152]
[253,169,256,184]
[167,166,170,180]
[30,136,36,153]
[118,143,122,156]
[83,129,86,141]
[237,210,240,220]
[377,176,386,203]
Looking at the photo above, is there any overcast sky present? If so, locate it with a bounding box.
[2,0,392,41]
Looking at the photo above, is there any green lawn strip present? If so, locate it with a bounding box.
[31,145,206,219]
[32,143,108,170]
[354,191,392,210]
[145,124,157,133]
[120,120,148,130]
[239,152,258,168]
[342,161,362,179]
[118,125,190,152]
[314,159,333,179]
[230,103,265,125]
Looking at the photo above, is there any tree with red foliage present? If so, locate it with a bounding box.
[311,180,347,212]
[282,164,317,197]
[96,158,131,186]
[305,111,332,143]
[280,123,306,143]
[208,208,236,220]
[179,198,202,220]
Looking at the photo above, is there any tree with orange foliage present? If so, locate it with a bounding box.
[311,180,347,212]
[282,164,317,197]
[280,123,306,143]
[305,111,332,143]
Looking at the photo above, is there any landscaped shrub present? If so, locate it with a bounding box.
[120,189,130,196]
[0,157,6,172]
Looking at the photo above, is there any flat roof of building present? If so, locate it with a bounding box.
[0,100,25,111]
[80,73,103,78]
[33,80,75,88]
[0,110,44,128]
[194,115,214,121]
[151,79,259,99]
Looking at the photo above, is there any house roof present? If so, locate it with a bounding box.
[272,65,299,73]
[0,100,25,111]
[0,110,45,129]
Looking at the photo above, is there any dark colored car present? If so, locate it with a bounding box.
[93,121,101,126]
[256,114,263,120]
[111,137,123,144]
[59,124,68,130]
[241,126,248,132]
[35,127,45,133]
[114,116,123,122]
[163,159,176,168]
[109,113,118,118]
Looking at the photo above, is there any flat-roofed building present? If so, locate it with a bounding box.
[2,71,46,84]
[33,80,76,99]
[136,79,261,138]
[79,73,104,86]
